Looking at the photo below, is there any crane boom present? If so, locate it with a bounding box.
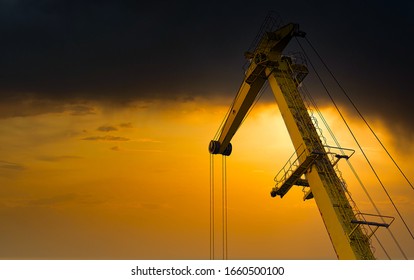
[209,22,376,259]
[209,23,302,156]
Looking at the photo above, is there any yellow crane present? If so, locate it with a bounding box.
[208,19,392,259]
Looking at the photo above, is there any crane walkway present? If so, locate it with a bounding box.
[271,151,322,198]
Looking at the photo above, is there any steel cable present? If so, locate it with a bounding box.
[296,38,412,258]
[305,37,413,191]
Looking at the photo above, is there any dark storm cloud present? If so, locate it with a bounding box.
[0,0,413,133]
[0,0,249,101]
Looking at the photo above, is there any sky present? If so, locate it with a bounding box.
[0,0,413,259]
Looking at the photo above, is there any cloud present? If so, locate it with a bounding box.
[109,146,163,153]
[0,98,66,118]
[97,123,133,133]
[119,122,133,128]
[82,135,129,141]
[109,201,169,210]
[28,193,78,206]
[0,160,25,171]
[97,125,118,132]
[36,155,83,162]
[0,0,412,135]
[136,138,162,143]
[67,105,96,116]
[0,97,96,118]
[0,193,105,209]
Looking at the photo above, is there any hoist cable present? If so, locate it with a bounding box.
[210,154,230,260]
[222,155,228,260]
[209,154,215,259]
[304,37,414,191]
[296,38,412,258]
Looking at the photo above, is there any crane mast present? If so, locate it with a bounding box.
[209,22,376,259]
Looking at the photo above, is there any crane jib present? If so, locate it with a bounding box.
[209,23,304,156]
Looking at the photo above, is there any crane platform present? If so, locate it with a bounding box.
[271,151,322,198]
[349,213,395,239]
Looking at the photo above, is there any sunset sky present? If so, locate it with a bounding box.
[0,0,413,259]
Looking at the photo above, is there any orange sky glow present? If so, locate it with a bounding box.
[0,98,413,260]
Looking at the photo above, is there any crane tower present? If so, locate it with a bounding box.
[208,20,389,259]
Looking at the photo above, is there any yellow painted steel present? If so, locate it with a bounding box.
[209,22,375,259]
[266,60,374,259]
